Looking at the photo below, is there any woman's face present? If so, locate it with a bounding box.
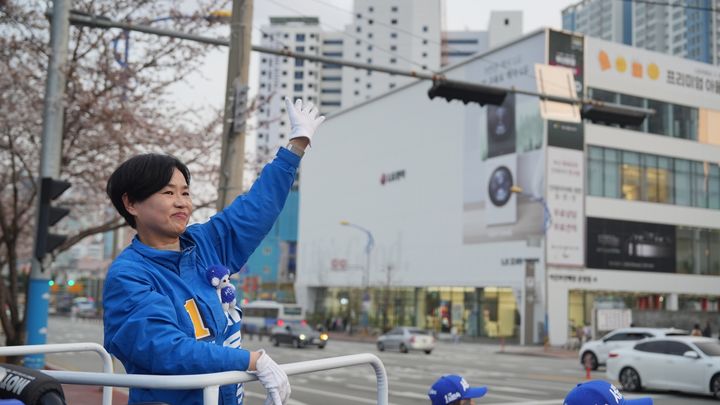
[125,168,193,247]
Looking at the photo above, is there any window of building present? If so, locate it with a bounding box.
[391,6,398,12]
[368,6,373,12]
[281,83,287,88]
[422,25,428,32]
[294,83,303,92]
[390,58,396,64]
[603,149,620,198]
[422,52,427,58]
[390,45,397,51]
[354,90,359,96]
[391,32,398,38]
[368,19,374,25]
[423,39,428,45]
[296,46,305,53]
[368,32,373,39]
[296,33,305,42]
[391,18,398,25]
[367,45,373,51]
[588,146,720,209]
[366,83,372,89]
[621,151,641,201]
[295,59,304,67]
[356,26,361,33]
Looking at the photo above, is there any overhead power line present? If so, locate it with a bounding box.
[66,11,656,119]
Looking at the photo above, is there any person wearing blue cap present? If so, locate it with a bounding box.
[428,375,488,405]
[564,380,653,405]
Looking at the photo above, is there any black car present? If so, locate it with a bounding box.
[270,324,328,349]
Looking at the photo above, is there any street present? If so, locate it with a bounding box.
[46,316,717,405]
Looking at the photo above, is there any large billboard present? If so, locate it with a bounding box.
[585,36,720,110]
[586,217,676,273]
[462,33,546,244]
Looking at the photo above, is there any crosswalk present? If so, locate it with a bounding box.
[241,339,708,405]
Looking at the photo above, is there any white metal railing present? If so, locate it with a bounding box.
[0,343,388,405]
[0,342,113,405]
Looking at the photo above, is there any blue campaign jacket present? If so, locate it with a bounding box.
[103,148,300,404]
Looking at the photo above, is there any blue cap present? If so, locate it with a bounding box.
[428,375,488,405]
[564,380,653,405]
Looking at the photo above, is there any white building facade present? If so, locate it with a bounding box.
[296,29,720,346]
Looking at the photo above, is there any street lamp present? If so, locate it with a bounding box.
[340,220,375,330]
[510,186,552,347]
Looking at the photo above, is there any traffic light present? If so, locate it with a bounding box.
[580,103,648,128]
[34,177,71,261]
[428,79,508,106]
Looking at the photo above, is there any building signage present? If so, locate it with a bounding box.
[586,37,720,110]
[380,169,406,185]
[586,217,676,273]
[546,146,584,267]
[548,30,585,97]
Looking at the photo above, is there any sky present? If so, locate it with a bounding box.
[171,0,575,133]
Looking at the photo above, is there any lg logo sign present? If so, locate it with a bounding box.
[380,169,406,185]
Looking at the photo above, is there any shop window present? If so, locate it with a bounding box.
[672,104,698,140]
[657,157,674,204]
[622,151,640,201]
[674,159,692,206]
[647,99,671,136]
[693,162,708,208]
[588,147,604,196]
[709,164,720,209]
[603,149,621,198]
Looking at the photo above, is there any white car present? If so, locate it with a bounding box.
[377,327,435,354]
[579,327,688,370]
[606,336,720,399]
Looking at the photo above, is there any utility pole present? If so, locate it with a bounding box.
[25,0,70,369]
[217,0,253,210]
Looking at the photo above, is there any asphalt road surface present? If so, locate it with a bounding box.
[46,316,717,404]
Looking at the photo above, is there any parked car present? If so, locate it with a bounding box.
[579,327,688,370]
[71,296,98,318]
[376,327,435,354]
[270,323,328,349]
[606,336,720,398]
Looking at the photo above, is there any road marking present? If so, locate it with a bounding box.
[345,383,428,400]
[244,390,311,405]
[291,384,390,404]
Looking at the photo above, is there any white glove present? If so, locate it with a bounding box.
[284,97,325,145]
[252,350,290,405]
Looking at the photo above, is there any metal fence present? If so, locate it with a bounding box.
[0,343,388,405]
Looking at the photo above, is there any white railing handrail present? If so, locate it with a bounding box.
[0,342,113,405]
[44,353,388,405]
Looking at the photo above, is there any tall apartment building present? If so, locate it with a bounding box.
[562,0,719,65]
[256,17,323,158]
[256,7,522,161]
[339,0,443,107]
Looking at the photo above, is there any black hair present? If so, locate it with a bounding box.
[106,153,191,228]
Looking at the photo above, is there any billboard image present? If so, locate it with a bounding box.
[586,217,676,272]
[462,33,546,244]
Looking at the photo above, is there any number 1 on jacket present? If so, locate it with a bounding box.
[184,298,211,339]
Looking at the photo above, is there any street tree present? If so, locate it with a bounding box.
[0,0,230,351]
